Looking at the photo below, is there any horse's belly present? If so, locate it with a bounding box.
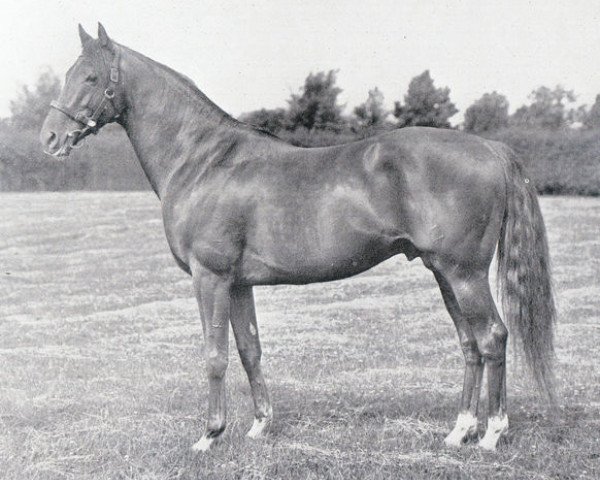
[238,232,417,286]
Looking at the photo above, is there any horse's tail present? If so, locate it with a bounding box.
[496,145,557,403]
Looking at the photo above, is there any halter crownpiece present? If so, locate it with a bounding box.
[49,45,121,137]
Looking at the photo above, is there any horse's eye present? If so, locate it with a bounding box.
[85,74,98,84]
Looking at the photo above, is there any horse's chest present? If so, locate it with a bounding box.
[161,195,243,275]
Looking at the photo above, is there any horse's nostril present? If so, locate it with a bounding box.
[41,130,57,148]
[40,130,60,153]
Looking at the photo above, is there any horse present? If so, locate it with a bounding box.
[40,24,556,452]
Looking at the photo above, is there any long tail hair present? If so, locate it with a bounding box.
[497,146,557,402]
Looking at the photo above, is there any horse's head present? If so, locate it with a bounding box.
[40,23,124,157]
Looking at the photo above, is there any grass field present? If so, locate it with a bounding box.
[1,192,599,479]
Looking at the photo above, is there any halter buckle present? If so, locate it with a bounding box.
[110,67,119,83]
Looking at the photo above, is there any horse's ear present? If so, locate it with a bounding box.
[78,24,93,47]
[97,22,113,49]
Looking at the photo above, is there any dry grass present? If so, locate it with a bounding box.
[1,192,599,479]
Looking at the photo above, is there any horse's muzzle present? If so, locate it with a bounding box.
[40,128,84,158]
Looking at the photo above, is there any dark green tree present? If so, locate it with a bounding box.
[9,67,61,130]
[286,70,345,131]
[567,104,588,127]
[353,87,387,127]
[463,92,509,133]
[393,70,457,128]
[239,108,286,134]
[510,86,576,129]
[584,94,600,129]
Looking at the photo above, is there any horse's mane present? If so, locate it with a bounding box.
[120,45,235,119]
[118,44,284,141]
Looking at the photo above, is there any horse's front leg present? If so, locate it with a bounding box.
[230,285,272,438]
[190,265,232,452]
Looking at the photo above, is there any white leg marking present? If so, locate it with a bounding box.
[444,412,478,447]
[191,435,216,452]
[478,414,509,451]
[247,416,271,439]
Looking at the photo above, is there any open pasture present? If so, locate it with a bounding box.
[1,192,599,479]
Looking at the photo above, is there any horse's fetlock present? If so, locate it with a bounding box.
[206,423,226,438]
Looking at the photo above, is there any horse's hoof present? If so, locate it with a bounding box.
[443,433,464,448]
[191,435,214,452]
[477,414,508,452]
[444,412,478,448]
[191,432,222,452]
[477,437,497,451]
[246,417,271,439]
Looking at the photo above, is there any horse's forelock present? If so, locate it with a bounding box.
[79,41,115,76]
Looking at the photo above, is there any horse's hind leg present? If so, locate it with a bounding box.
[433,271,484,447]
[230,285,273,438]
[429,259,508,451]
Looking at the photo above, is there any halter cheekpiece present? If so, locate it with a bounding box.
[49,46,121,137]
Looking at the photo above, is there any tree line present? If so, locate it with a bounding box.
[239,69,600,136]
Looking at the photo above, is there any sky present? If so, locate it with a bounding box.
[3,0,600,124]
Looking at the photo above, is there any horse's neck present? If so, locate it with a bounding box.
[119,48,244,197]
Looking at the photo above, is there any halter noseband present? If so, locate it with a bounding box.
[49,47,121,138]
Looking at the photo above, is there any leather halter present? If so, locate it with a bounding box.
[49,47,121,137]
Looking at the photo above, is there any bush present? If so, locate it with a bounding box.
[286,70,346,131]
[393,70,457,128]
[354,87,388,128]
[464,92,509,134]
[510,86,576,129]
[238,108,286,134]
[0,125,149,191]
[484,127,600,196]
[275,127,356,147]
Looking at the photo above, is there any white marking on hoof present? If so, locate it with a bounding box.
[478,414,508,451]
[444,412,478,448]
[191,435,216,452]
[247,417,271,439]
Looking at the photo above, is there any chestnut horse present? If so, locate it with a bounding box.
[40,24,556,452]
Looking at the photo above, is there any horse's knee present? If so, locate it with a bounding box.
[478,323,508,362]
[206,352,229,379]
[461,339,482,365]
